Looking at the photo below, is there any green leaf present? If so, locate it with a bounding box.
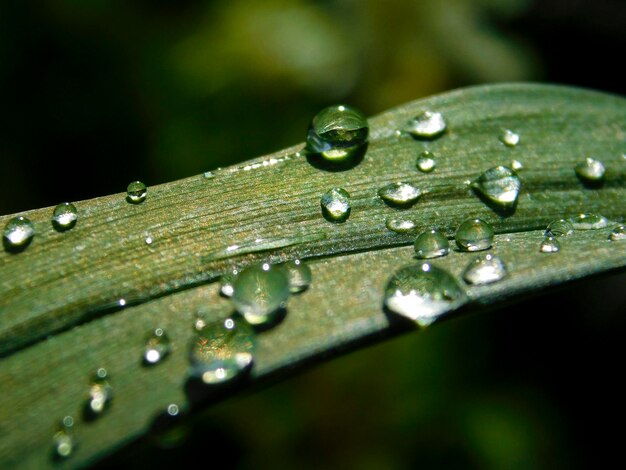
[0,83,625,468]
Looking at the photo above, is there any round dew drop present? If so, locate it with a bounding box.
[52,202,78,231]
[499,129,520,147]
[471,166,521,210]
[414,229,449,259]
[321,188,351,222]
[462,254,507,285]
[416,151,436,173]
[143,328,171,365]
[545,219,574,237]
[3,216,35,250]
[575,157,605,184]
[52,417,76,460]
[386,217,417,233]
[609,225,626,241]
[569,213,609,230]
[407,111,447,139]
[378,182,422,207]
[455,219,494,252]
[86,369,113,417]
[127,181,147,204]
[306,105,369,162]
[281,260,312,294]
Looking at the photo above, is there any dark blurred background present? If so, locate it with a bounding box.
[2,0,626,468]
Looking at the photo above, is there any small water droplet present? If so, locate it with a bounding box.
[569,213,609,230]
[378,182,422,207]
[231,264,290,326]
[455,219,494,252]
[306,105,368,162]
[52,416,75,460]
[167,404,180,416]
[220,268,240,297]
[127,181,147,204]
[407,111,447,139]
[545,219,574,237]
[385,217,417,233]
[511,160,524,171]
[3,216,35,251]
[143,328,171,365]
[384,263,466,327]
[86,369,113,417]
[188,316,256,384]
[575,157,605,184]
[145,235,153,245]
[414,229,450,259]
[539,236,560,253]
[52,202,78,231]
[416,151,436,173]
[118,298,127,307]
[203,171,215,179]
[321,188,351,222]
[471,166,521,210]
[609,225,626,240]
[499,129,520,147]
[281,260,312,294]
[462,254,507,285]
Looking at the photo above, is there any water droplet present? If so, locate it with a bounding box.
[231,264,290,326]
[416,151,436,173]
[455,219,494,252]
[499,129,520,147]
[3,216,34,251]
[127,181,147,204]
[220,268,240,297]
[414,229,450,259]
[203,171,215,179]
[539,236,560,253]
[385,217,417,233]
[511,160,524,171]
[575,157,605,184]
[188,316,256,384]
[143,328,171,365]
[321,188,351,222]
[569,213,609,230]
[545,219,574,237]
[52,203,78,231]
[471,166,521,210]
[281,260,312,294]
[167,404,180,416]
[462,254,507,285]
[378,182,422,207]
[306,105,368,162]
[52,416,75,459]
[86,369,113,417]
[609,225,626,240]
[384,263,466,327]
[407,111,446,139]
[145,235,153,245]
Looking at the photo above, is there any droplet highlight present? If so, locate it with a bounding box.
[384,263,466,327]
[416,151,436,173]
[220,268,239,297]
[52,416,75,460]
[569,213,609,230]
[143,328,171,365]
[385,217,417,233]
[455,219,494,252]
[52,202,78,231]
[462,254,507,285]
[545,219,574,237]
[378,182,422,207]
[575,157,605,184]
[609,225,626,241]
[281,260,312,294]
[127,181,147,204]
[231,264,290,326]
[414,229,450,259]
[499,129,520,147]
[3,216,34,251]
[85,368,113,418]
[511,160,524,171]
[539,236,560,253]
[471,166,521,210]
[306,105,368,162]
[189,316,256,384]
[407,111,447,139]
[321,187,351,222]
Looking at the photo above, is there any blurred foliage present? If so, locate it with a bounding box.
[1,0,625,468]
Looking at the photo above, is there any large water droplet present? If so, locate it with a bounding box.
[306,105,368,162]
[414,229,450,259]
[471,166,521,210]
[321,188,351,222]
[407,111,447,139]
[378,182,422,207]
[220,268,240,297]
[609,225,626,241]
[575,157,605,184]
[85,368,113,417]
[385,217,417,233]
[462,254,507,285]
[3,216,34,251]
[539,236,560,253]
[384,263,466,327]
[231,264,290,326]
[569,213,609,230]
[127,181,147,204]
[281,260,312,294]
[52,416,75,460]
[143,328,171,365]
[416,151,436,173]
[188,316,256,384]
[545,219,574,237]
[499,129,520,147]
[455,219,494,252]
[52,202,78,231]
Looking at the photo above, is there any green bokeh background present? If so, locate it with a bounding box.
[1,1,626,468]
